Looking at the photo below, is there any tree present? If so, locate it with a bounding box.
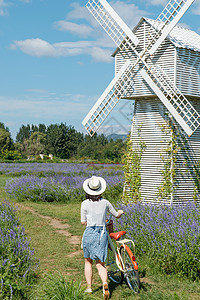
[102,139,125,162]
[45,123,83,159]
[0,122,10,132]
[0,128,14,153]
[38,123,47,133]
[15,141,28,157]
[27,132,46,155]
[16,124,31,143]
[15,122,125,161]
[16,124,47,143]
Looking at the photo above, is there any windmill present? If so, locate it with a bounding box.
[82,0,200,204]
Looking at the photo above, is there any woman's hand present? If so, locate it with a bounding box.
[117,210,124,218]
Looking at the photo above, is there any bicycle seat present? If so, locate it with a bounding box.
[109,231,126,240]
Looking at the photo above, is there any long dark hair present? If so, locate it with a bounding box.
[86,193,102,202]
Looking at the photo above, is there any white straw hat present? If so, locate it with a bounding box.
[83,176,107,196]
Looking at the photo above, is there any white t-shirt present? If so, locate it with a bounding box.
[81,198,118,227]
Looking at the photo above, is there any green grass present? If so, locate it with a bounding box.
[0,174,200,299]
[17,201,83,236]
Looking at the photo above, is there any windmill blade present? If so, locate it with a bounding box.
[84,0,199,137]
[86,0,139,50]
[148,0,195,55]
[140,64,200,136]
[82,60,135,136]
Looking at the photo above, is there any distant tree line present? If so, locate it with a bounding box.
[0,122,126,162]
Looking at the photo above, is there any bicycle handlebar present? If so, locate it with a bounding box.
[106,210,125,224]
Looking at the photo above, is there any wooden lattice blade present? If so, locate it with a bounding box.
[86,0,139,50]
[140,65,200,136]
[82,60,134,136]
[148,0,195,55]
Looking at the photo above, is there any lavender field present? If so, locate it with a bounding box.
[0,201,38,299]
[115,202,200,280]
[4,163,124,202]
[1,162,200,286]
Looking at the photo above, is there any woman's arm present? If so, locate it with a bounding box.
[107,201,124,219]
[116,210,124,218]
[81,201,87,225]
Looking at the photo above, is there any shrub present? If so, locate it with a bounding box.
[115,202,200,280]
[1,150,22,161]
[0,201,38,299]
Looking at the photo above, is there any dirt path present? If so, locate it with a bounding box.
[18,204,82,257]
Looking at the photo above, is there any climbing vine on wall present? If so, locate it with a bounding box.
[122,129,146,204]
[176,130,200,202]
[193,161,200,202]
[158,118,179,201]
[158,115,200,202]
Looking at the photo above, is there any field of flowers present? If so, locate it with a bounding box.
[0,201,38,299]
[5,163,124,203]
[115,202,200,280]
[1,161,200,298]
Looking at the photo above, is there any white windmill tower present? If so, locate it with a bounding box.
[82,0,200,205]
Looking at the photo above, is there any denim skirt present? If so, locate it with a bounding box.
[82,226,108,262]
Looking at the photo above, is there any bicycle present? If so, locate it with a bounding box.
[105,215,140,293]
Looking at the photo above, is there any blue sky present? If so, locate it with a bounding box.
[0,0,200,139]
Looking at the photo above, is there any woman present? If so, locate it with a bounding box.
[81,175,123,299]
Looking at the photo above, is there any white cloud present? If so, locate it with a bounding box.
[11,38,114,62]
[0,0,9,16]
[0,0,8,7]
[11,38,58,57]
[54,20,93,37]
[88,47,113,63]
[177,22,191,30]
[0,92,133,138]
[66,3,91,22]
[19,0,32,2]
[66,1,149,31]
[26,89,49,94]
[53,1,149,61]
[111,1,150,28]
[0,93,95,131]
[192,0,200,15]
[0,0,32,16]
[8,1,152,63]
[146,0,167,5]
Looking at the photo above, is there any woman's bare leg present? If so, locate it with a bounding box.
[85,258,93,288]
[96,261,109,299]
[96,260,108,284]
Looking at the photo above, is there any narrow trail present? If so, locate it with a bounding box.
[18,204,82,258]
[17,204,154,286]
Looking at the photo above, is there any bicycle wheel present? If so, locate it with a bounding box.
[106,243,124,284]
[120,245,140,292]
